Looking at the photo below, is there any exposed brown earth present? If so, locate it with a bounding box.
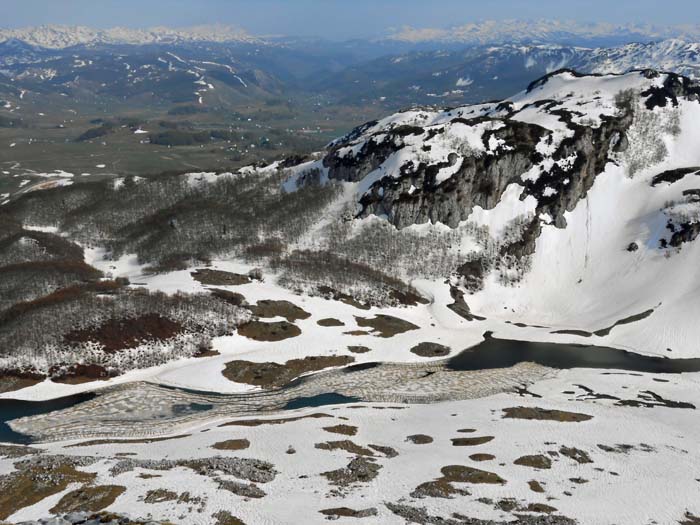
[237,320,301,341]
[213,510,246,525]
[559,446,593,464]
[469,453,496,462]
[50,485,126,514]
[354,315,419,338]
[143,489,178,503]
[528,480,546,493]
[451,436,494,446]
[223,355,354,388]
[0,459,96,520]
[67,434,191,448]
[317,318,345,327]
[502,406,593,422]
[322,457,382,487]
[319,507,378,519]
[412,464,506,499]
[212,439,251,451]
[221,413,333,427]
[191,269,251,286]
[249,300,311,322]
[514,454,553,469]
[345,330,371,336]
[347,345,372,353]
[406,434,434,445]
[410,342,451,357]
[323,424,358,436]
[316,440,375,456]
[0,445,40,459]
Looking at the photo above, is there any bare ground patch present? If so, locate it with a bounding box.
[451,436,494,446]
[223,355,354,388]
[220,413,333,427]
[249,300,311,322]
[237,320,301,341]
[319,507,378,519]
[514,455,552,470]
[406,434,434,445]
[318,318,345,327]
[323,424,358,436]
[503,406,593,422]
[316,440,375,456]
[469,453,495,462]
[348,345,372,353]
[67,434,191,448]
[213,510,246,525]
[0,457,96,520]
[354,315,419,338]
[50,485,126,514]
[412,465,506,499]
[212,439,251,451]
[191,269,251,286]
[410,342,451,358]
[322,457,382,488]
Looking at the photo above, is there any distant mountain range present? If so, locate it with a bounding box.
[0,24,260,49]
[4,21,700,50]
[312,39,700,106]
[386,20,700,47]
[1,23,700,115]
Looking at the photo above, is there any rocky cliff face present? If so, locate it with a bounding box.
[284,69,700,291]
[319,71,694,230]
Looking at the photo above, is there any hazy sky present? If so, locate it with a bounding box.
[3,0,699,39]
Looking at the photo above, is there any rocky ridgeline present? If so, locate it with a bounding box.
[287,70,700,286]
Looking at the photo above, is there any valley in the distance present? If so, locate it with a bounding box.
[1,12,700,525]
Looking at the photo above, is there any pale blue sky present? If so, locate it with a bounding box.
[3,0,699,39]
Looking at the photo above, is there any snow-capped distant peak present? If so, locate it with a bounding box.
[0,24,262,49]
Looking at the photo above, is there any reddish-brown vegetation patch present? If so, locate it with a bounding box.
[50,364,115,384]
[64,314,183,352]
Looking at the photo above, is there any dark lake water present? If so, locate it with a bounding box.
[448,333,700,374]
[0,392,95,445]
[283,393,360,410]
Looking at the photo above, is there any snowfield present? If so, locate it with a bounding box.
[3,69,700,525]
